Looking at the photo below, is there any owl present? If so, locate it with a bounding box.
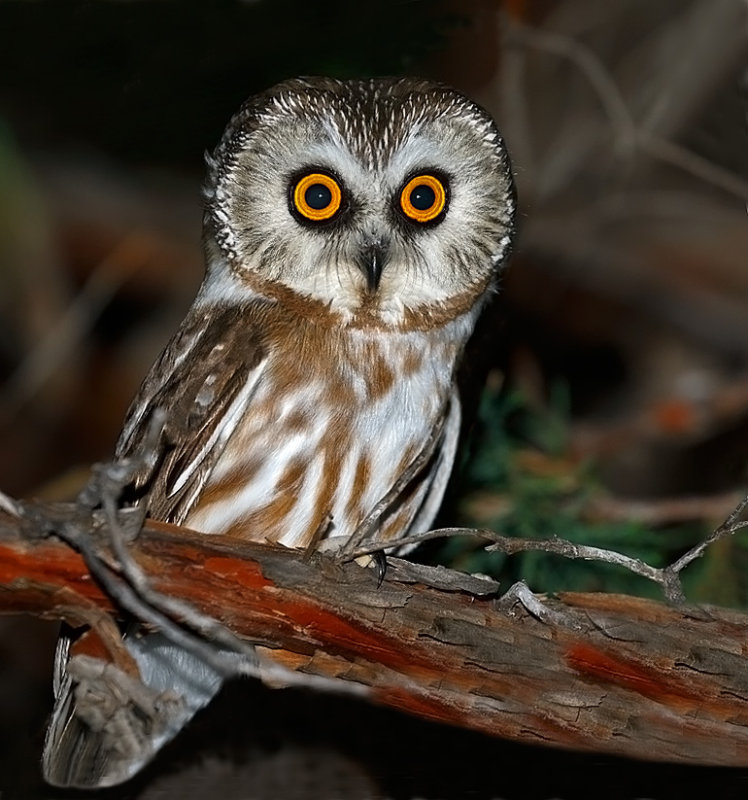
[43,77,515,787]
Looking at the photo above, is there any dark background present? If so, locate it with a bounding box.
[0,1,747,797]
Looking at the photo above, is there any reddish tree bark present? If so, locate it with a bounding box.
[0,506,747,768]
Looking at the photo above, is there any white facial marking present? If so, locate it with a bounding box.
[205,78,514,327]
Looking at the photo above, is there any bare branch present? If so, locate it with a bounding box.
[349,487,748,605]
[669,493,748,575]
[503,15,637,150]
[351,526,677,598]
[1,505,747,767]
[2,416,748,772]
[65,414,363,699]
[504,16,748,201]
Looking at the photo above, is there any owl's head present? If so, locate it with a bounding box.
[204,77,515,328]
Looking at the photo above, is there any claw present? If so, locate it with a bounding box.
[373,551,387,587]
[352,551,388,586]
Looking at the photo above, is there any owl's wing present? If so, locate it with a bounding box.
[43,301,268,788]
[405,387,461,538]
[116,301,268,525]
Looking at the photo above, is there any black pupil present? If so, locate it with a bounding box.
[305,183,332,210]
[409,184,436,211]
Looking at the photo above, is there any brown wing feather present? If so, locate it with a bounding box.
[116,302,267,525]
[44,301,268,788]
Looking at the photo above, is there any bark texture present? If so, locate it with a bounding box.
[0,506,746,768]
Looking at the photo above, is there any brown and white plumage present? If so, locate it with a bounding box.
[43,76,515,787]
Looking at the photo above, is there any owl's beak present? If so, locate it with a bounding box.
[359,241,389,293]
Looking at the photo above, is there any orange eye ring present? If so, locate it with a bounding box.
[399,174,447,223]
[292,172,342,222]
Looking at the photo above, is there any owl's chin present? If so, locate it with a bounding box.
[202,252,483,332]
[276,269,488,330]
[323,288,486,333]
[294,283,484,332]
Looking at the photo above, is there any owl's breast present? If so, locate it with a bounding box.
[184,319,463,549]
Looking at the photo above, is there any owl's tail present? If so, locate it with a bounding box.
[42,628,225,788]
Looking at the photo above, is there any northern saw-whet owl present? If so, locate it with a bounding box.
[43,77,515,787]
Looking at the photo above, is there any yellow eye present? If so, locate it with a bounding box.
[399,174,447,223]
[292,172,342,221]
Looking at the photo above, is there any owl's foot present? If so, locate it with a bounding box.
[351,551,388,586]
[311,534,387,583]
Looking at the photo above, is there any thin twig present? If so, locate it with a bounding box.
[353,525,664,585]
[69,413,367,699]
[348,487,748,606]
[351,526,665,586]
[496,580,582,630]
[348,527,485,557]
[637,135,748,201]
[669,493,748,575]
[505,17,748,201]
[76,411,258,673]
[504,16,637,151]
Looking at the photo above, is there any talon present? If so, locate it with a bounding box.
[373,551,387,586]
[352,551,388,586]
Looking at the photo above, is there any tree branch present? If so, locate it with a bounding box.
[1,504,747,768]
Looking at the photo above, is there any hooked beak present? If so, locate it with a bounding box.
[358,240,389,293]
